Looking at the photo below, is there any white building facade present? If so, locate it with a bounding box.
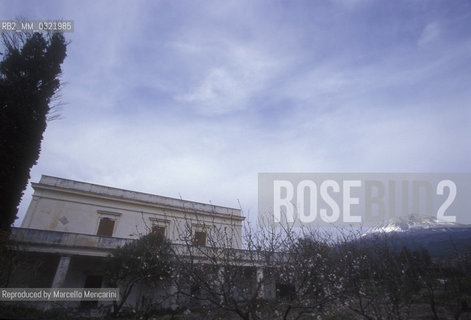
[10,175,246,310]
[21,175,244,246]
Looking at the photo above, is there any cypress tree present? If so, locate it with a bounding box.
[0,32,67,231]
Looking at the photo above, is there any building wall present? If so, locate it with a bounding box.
[21,175,244,248]
[9,176,256,312]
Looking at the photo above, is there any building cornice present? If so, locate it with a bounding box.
[32,175,245,222]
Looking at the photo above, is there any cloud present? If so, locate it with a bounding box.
[418,22,441,46]
[177,67,244,114]
[4,0,471,228]
[174,41,280,116]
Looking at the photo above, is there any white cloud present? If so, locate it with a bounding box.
[175,42,280,115]
[8,0,471,228]
[418,22,440,46]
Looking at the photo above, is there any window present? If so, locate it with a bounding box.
[193,231,206,246]
[149,218,169,239]
[97,217,114,237]
[152,225,166,238]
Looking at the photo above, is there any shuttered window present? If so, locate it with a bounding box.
[152,225,166,238]
[193,231,206,246]
[97,217,114,237]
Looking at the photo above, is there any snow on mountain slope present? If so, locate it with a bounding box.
[365,215,465,235]
[360,215,471,257]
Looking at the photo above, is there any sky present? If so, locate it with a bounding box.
[1,0,471,226]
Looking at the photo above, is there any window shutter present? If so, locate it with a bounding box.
[193,231,206,246]
[152,225,166,237]
[97,218,114,237]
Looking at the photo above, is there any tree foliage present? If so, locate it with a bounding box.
[105,232,174,316]
[0,32,67,231]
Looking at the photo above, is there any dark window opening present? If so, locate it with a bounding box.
[193,231,206,246]
[80,275,103,308]
[97,218,114,237]
[152,225,166,238]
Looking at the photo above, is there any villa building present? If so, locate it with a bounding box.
[9,175,247,309]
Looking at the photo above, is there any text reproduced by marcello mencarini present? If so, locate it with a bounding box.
[0,288,119,301]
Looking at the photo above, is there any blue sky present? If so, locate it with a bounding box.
[2,0,470,225]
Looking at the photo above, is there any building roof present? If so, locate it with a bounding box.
[33,175,244,219]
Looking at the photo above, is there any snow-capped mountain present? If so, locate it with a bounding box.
[365,215,464,234]
[362,215,471,257]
